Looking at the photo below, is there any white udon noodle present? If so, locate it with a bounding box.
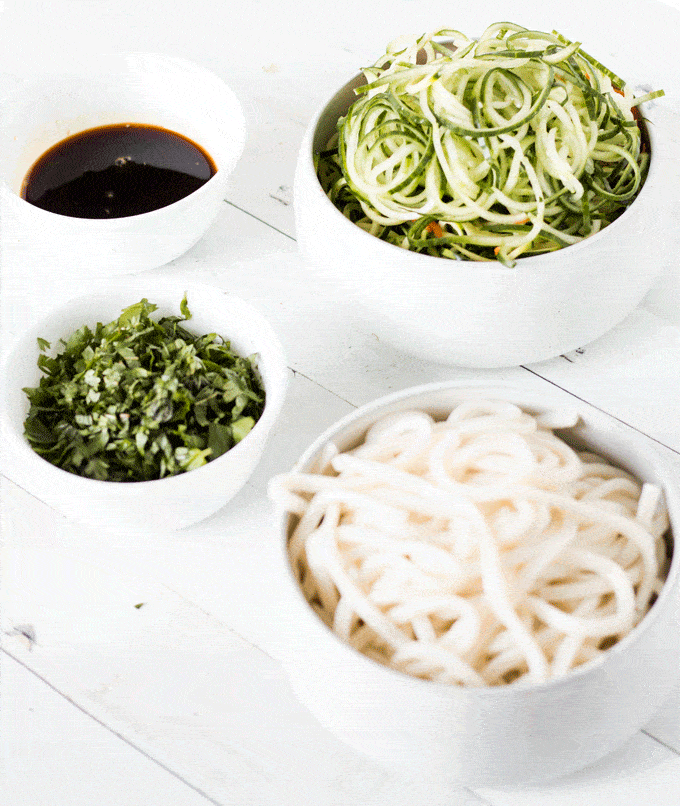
[269,400,669,687]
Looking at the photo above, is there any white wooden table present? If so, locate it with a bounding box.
[2,1,680,803]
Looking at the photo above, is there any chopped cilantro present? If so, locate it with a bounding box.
[22,296,265,482]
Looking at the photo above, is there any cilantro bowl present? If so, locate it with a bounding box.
[0,281,288,532]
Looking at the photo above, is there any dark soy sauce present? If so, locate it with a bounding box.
[21,123,217,218]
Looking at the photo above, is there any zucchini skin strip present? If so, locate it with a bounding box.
[317,22,661,265]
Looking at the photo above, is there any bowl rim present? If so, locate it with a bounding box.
[276,379,680,698]
[1,279,288,491]
[298,68,664,275]
[0,51,247,225]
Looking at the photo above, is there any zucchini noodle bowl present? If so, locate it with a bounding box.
[316,22,663,265]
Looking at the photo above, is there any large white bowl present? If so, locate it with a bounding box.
[0,53,246,276]
[294,73,674,368]
[1,280,288,532]
[272,381,680,787]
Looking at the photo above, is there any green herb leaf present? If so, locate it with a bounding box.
[231,416,256,443]
[207,421,234,459]
[179,294,191,320]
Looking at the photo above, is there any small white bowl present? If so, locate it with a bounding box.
[0,53,246,276]
[272,381,680,787]
[294,73,674,368]
[1,280,288,532]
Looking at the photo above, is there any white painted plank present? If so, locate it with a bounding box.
[475,733,680,806]
[526,310,680,453]
[645,683,680,754]
[1,653,220,806]
[0,201,296,354]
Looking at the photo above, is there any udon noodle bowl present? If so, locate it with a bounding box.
[269,399,670,687]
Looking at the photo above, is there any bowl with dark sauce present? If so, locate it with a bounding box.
[0,52,246,276]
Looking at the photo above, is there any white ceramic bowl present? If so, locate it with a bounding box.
[0,53,246,276]
[294,73,674,368]
[1,280,287,532]
[272,381,680,787]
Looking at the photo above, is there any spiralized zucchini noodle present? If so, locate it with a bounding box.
[269,400,670,686]
[316,22,664,265]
